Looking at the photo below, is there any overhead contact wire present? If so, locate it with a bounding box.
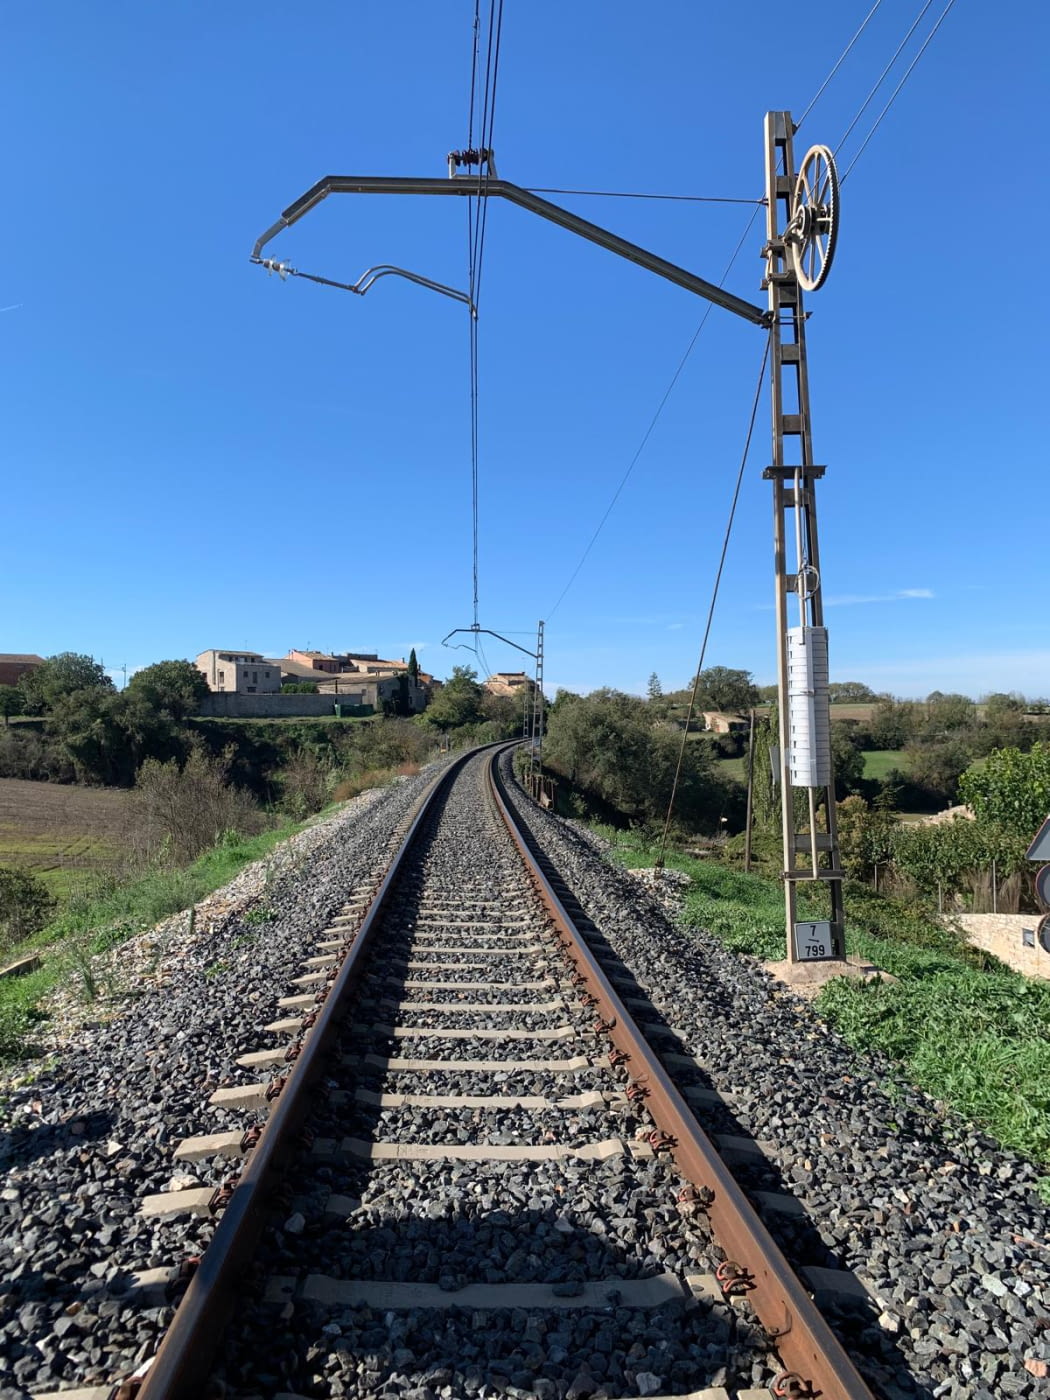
[546,211,762,622]
[840,0,959,182]
[795,0,887,130]
[543,2,882,623]
[834,0,936,159]
[656,333,771,863]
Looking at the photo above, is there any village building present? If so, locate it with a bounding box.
[0,654,45,687]
[701,710,749,735]
[195,650,282,694]
[484,671,536,698]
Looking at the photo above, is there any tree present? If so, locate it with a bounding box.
[646,673,663,701]
[688,667,759,714]
[828,681,876,703]
[127,659,210,721]
[982,691,1025,717]
[542,688,735,832]
[19,653,113,714]
[869,699,919,750]
[836,795,895,880]
[48,688,183,785]
[480,691,521,736]
[959,742,1050,841]
[407,648,420,684]
[905,739,971,807]
[421,665,485,730]
[922,692,976,735]
[0,686,25,726]
[830,724,865,797]
[0,867,56,953]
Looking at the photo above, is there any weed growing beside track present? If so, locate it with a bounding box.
[0,821,304,1061]
[594,824,1050,1177]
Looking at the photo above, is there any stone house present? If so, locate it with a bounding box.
[702,711,749,735]
[196,650,282,695]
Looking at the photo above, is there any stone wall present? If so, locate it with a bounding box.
[954,913,1049,980]
[198,693,371,719]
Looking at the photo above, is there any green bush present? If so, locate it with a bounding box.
[0,867,57,955]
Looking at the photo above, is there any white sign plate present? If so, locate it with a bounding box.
[794,920,833,961]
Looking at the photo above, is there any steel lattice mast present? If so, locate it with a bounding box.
[762,113,844,960]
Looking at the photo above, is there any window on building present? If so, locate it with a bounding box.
[218,670,225,681]
[265,671,270,678]
[1023,929,1036,948]
[252,672,258,683]
[247,686,256,693]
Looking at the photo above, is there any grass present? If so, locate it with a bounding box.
[0,820,304,1065]
[861,749,910,780]
[592,822,1050,1172]
[0,756,424,1067]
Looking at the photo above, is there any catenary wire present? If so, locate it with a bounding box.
[834,0,935,159]
[795,0,887,130]
[464,0,504,630]
[545,208,763,622]
[542,5,885,624]
[839,0,959,183]
[656,334,771,863]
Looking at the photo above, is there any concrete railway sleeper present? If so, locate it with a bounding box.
[24,746,878,1400]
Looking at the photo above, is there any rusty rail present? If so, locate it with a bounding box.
[488,750,877,1400]
[136,747,485,1400]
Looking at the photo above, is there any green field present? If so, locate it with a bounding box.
[861,749,910,780]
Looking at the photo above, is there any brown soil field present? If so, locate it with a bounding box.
[0,779,133,893]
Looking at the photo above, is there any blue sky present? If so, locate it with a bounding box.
[3,2,1046,700]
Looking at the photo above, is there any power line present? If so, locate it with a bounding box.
[545,208,762,622]
[656,333,771,862]
[795,0,887,130]
[464,0,505,630]
[840,0,959,183]
[542,8,888,624]
[834,0,936,158]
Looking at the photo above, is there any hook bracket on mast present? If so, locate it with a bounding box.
[441,625,538,661]
[250,170,770,327]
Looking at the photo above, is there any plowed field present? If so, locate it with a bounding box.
[0,779,132,893]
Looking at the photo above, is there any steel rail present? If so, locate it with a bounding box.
[136,746,496,1400]
[487,751,877,1400]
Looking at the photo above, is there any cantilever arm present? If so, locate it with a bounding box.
[251,175,770,327]
[441,626,537,660]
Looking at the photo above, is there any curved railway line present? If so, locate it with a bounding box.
[6,745,1047,1400]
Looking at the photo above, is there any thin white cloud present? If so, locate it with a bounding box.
[824,588,935,607]
[0,304,22,314]
[667,622,685,631]
[849,650,1050,699]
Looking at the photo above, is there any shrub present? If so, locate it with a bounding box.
[128,745,268,866]
[0,867,57,954]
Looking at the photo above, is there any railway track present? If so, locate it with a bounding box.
[29,744,871,1400]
